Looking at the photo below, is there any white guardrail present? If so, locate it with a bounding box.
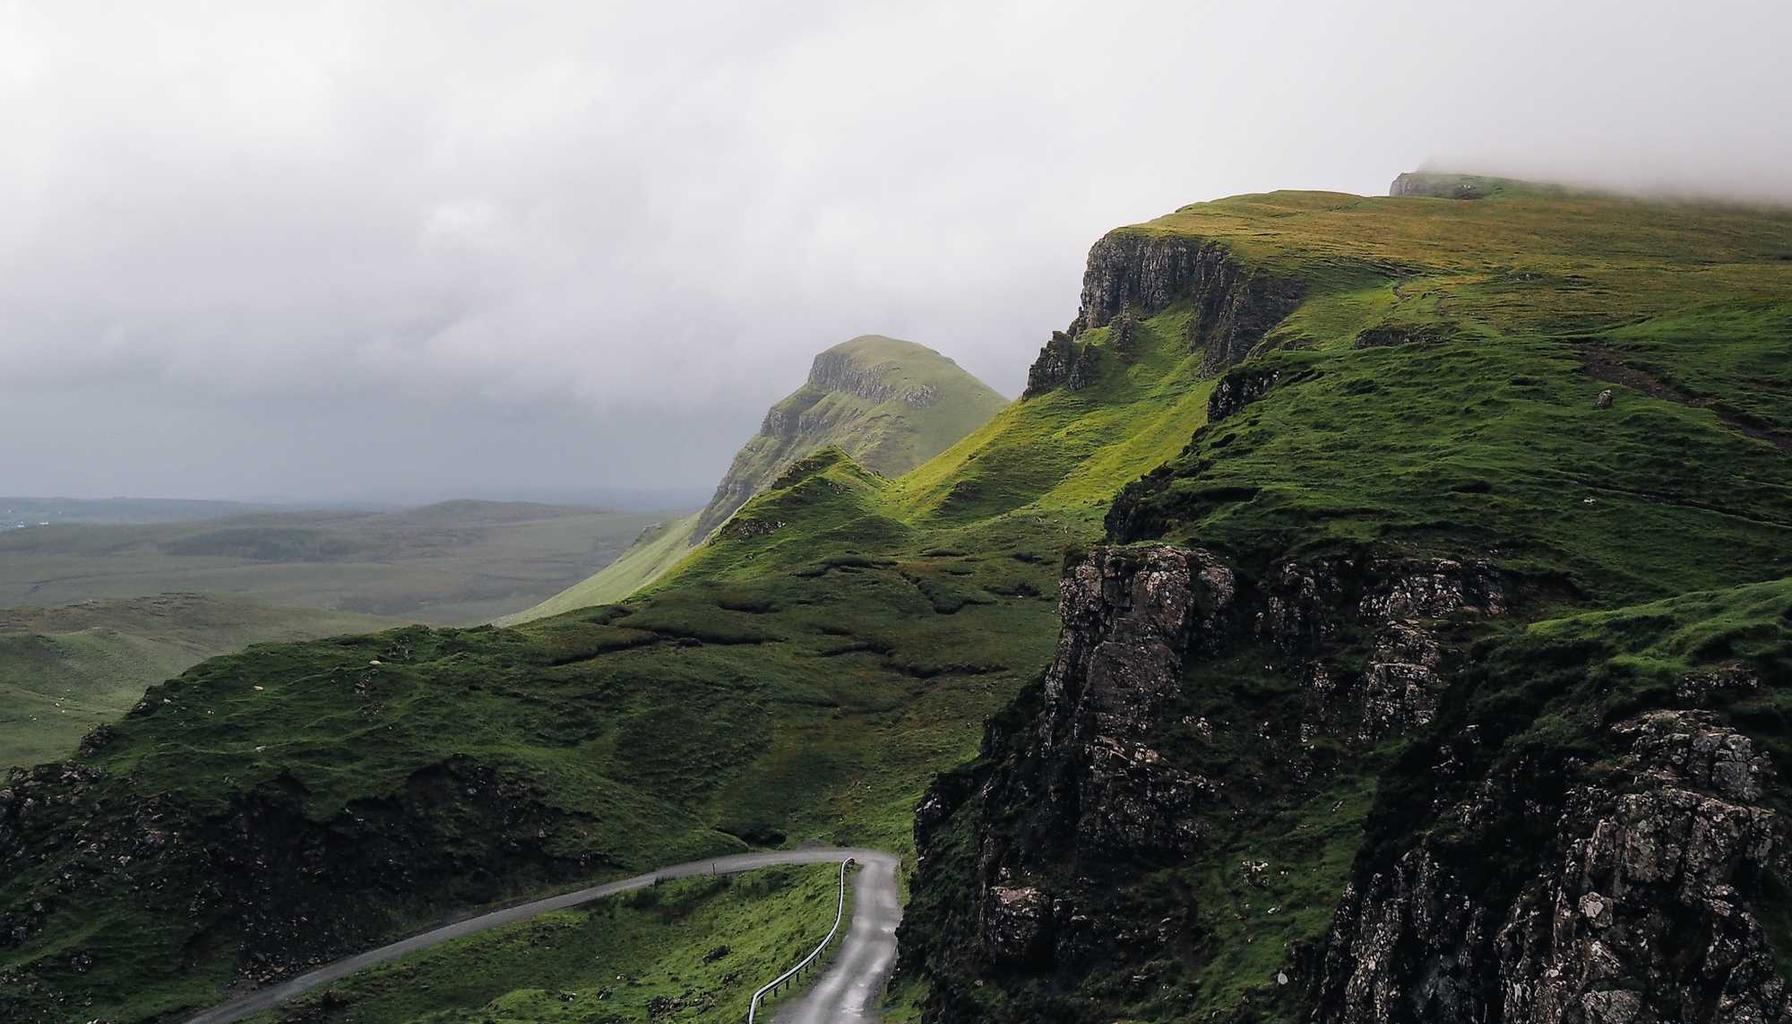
[745,857,853,1024]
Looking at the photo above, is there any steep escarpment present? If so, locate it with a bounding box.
[900,545,1516,1023]
[905,548,1792,1024]
[1319,705,1788,1024]
[693,335,1006,539]
[900,179,1792,1022]
[1025,231,1304,396]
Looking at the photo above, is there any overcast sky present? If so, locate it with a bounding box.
[3,0,1789,505]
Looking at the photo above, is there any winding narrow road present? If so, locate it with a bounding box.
[182,846,901,1024]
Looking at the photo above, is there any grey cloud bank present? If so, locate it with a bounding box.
[3,0,1789,501]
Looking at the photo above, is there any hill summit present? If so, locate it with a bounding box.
[512,334,1005,620]
[694,335,1006,538]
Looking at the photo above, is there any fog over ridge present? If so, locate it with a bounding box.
[4,0,1788,502]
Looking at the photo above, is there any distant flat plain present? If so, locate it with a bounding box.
[0,498,686,768]
[0,499,677,624]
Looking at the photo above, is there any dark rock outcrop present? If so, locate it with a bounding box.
[1318,709,1788,1024]
[1208,364,1308,424]
[1074,232,1304,371]
[1259,555,1503,741]
[1072,233,1222,335]
[1022,331,1077,397]
[900,543,1518,1022]
[1353,323,1455,349]
[901,533,1792,1024]
[1040,544,1234,745]
[1389,172,1488,199]
[1024,230,1303,398]
[901,546,1237,1002]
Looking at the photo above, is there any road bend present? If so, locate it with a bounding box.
[181,845,897,1024]
[772,850,902,1024]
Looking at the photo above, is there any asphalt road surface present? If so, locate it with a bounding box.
[774,851,902,1024]
[182,845,898,1024]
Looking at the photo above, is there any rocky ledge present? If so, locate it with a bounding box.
[1023,230,1304,397]
[899,542,1516,1020]
[805,348,939,408]
[1319,706,1787,1024]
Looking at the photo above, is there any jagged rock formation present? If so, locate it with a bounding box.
[1022,330,1103,396]
[900,544,1521,1021]
[1025,231,1303,396]
[1318,707,1786,1024]
[1352,323,1456,349]
[905,545,1236,986]
[1208,364,1306,424]
[1036,546,1233,856]
[902,537,1792,1024]
[691,335,1005,542]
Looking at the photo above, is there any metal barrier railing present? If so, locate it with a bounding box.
[745,857,852,1024]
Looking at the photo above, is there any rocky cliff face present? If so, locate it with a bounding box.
[1319,705,1786,1024]
[899,539,1789,1023]
[802,348,941,408]
[900,544,1530,1021]
[903,545,1238,997]
[1024,232,1303,397]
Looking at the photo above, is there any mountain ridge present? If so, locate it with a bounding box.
[691,334,1007,539]
[508,334,1006,622]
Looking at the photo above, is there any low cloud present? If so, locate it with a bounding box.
[4,0,1788,500]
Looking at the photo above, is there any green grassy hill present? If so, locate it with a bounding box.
[3,175,1790,1024]
[691,335,1009,540]
[0,280,1213,1024]
[0,501,667,625]
[510,335,1007,622]
[899,175,1792,1023]
[0,596,391,770]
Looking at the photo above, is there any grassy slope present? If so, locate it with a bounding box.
[1109,182,1792,605]
[706,335,1010,511]
[510,336,1008,623]
[0,502,668,625]
[501,514,701,625]
[248,865,843,1024]
[0,595,390,769]
[0,304,1208,1023]
[902,177,1792,1022]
